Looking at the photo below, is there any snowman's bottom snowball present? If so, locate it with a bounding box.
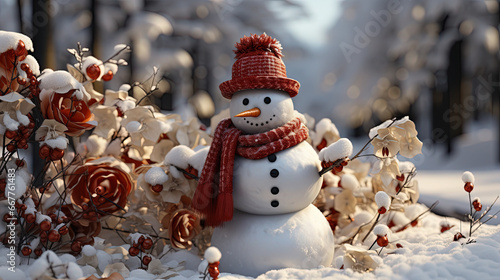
[211,204,334,277]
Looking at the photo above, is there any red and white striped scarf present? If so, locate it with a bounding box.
[192,117,308,227]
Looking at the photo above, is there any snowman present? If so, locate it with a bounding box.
[193,34,351,277]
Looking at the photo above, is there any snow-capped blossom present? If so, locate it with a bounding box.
[311,118,340,151]
[188,146,210,173]
[204,246,222,263]
[76,135,107,157]
[138,167,190,204]
[80,56,105,81]
[103,84,136,116]
[462,171,475,192]
[38,69,90,100]
[121,107,162,146]
[17,55,39,78]
[372,127,400,158]
[339,174,359,190]
[0,31,32,93]
[375,191,391,214]
[373,224,390,247]
[319,138,353,162]
[0,92,35,130]
[164,145,195,169]
[472,197,482,211]
[462,171,475,184]
[145,167,169,185]
[39,75,97,136]
[343,246,379,272]
[92,105,119,139]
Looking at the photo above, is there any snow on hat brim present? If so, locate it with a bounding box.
[219,76,300,99]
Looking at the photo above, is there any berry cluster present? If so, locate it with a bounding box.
[128,234,154,267]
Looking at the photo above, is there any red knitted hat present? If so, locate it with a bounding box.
[219,33,300,99]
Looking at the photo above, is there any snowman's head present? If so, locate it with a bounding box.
[230,89,294,134]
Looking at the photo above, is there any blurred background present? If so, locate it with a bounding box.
[1,0,499,171]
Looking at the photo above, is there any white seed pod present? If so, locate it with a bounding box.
[375,191,391,210]
[145,167,168,185]
[461,171,475,184]
[164,145,195,169]
[204,246,222,263]
[373,224,391,237]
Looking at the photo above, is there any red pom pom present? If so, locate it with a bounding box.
[234,33,283,59]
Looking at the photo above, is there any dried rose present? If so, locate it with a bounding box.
[68,157,133,223]
[166,209,201,249]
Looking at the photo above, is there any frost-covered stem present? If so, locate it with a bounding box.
[397,201,439,231]
[103,45,131,64]
[471,209,500,235]
[396,168,416,196]
[367,239,377,250]
[468,192,473,237]
[362,213,380,243]
[377,247,384,256]
[6,55,19,93]
[101,226,170,241]
[472,196,499,226]
[351,118,397,161]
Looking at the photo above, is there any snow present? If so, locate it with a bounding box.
[340,174,358,190]
[319,138,353,162]
[187,146,209,172]
[204,247,221,263]
[0,30,33,53]
[461,171,475,184]
[17,55,40,78]
[42,137,68,149]
[82,245,97,257]
[144,167,168,185]
[164,145,195,169]
[373,224,391,237]
[38,70,89,100]
[375,191,391,210]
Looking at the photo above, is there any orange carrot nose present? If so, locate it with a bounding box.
[234,107,261,117]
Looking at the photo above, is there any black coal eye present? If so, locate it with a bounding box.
[264,97,271,104]
[243,98,249,105]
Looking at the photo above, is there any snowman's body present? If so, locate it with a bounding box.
[209,90,335,277]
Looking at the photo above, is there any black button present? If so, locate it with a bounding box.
[271,200,279,207]
[271,187,279,195]
[270,169,279,178]
[268,154,277,162]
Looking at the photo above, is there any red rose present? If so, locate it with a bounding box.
[40,90,97,136]
[68,159,133,222]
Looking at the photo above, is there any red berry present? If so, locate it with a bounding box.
[453,232,464,241]
[39,145,51,159]
[410,220,418,227]
[58,225,69,235]
[86,64,101,80]
[21,246,32,256]
[71,241,82,252]
[316,138,327,151]
[473,201,482,212]
[378,206,387,214]
[395,185,401,193]
[25,213,36,223]
[129,246,140,256]
[341,159,349,166]
[334,165,343,173]
[40,220,51,231]
[21,63,29,71]
[16,159,25,167]
[376,235,389,247]
[40,231,48,242]
[102,70,114,81]
[34,248,43,256]
[142,238,153,250]
[138,235,145,245]
[396,243,403,248]
[5,130,17,139]
[382,147,389,157]
[142,255,152,265]
[49,148,64,161]
[48,230,61,242]
[15,40,26,57]
[441,226,451,233]
[151,184,163,193]
[464,182,473,193]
